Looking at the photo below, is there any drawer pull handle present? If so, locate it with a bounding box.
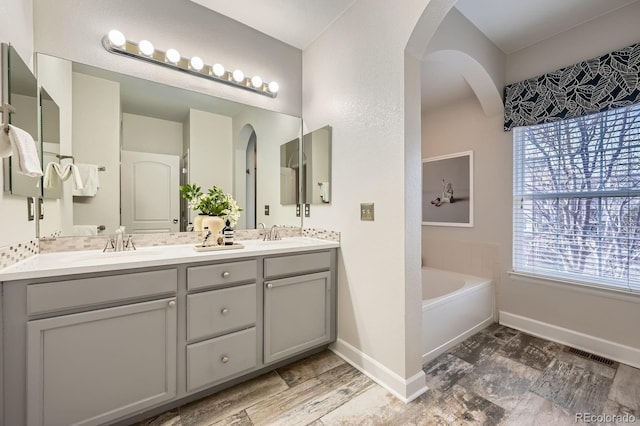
[168,300,176,308]
[221,308,229,315]
[266,283,273,289]
[222,271,231,278]
[221,356,229,364]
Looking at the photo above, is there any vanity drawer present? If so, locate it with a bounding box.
[264,251,331,279]
[187,284,256,341]
[27,269,177,315]
[187,260,257,291]
[186,327,257,392]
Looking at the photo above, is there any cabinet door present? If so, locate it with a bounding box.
[27,298,177,426]
[264,271,331,364]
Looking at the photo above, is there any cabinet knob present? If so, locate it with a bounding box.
[266,283,273,289]
[168,300,176,308]
[221,308,229,315]
[222,271,230,278]
[221,356,229,364]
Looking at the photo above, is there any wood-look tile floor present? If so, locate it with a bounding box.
[136,324,640,425]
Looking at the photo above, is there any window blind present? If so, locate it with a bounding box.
[513,104,640,293]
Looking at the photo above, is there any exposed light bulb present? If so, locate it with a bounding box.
[165,48,181,64]
[212,63,225,77]
[251,76,263,88]
[190,56,204,71]
[138,40,154,56]
[107,30,126,48]
[268,81,279,93]
[232,69,245,83]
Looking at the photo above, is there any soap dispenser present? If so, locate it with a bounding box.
[223,219,234,245]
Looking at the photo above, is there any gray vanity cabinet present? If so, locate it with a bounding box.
[26,297,177,426]
[263,252,333,364]
[1,248,337,426]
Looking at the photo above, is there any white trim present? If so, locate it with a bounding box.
[329,338,427,403]
[500,311,640,369]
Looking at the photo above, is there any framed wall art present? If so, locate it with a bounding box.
[422,151,473,227]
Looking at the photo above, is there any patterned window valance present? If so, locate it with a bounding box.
[504,42,640,131]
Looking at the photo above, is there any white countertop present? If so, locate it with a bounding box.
[0,237,339,281]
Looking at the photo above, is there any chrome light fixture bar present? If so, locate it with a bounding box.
[102,30,279,98]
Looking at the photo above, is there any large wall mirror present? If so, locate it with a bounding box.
[2,44,40,197]
[279,125,332,206]
[36,54,302,238]
[302,125,331,205]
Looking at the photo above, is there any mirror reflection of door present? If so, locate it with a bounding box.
[245,131,257,229]
[121,150,180,233]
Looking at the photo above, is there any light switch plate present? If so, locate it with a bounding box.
[360,203,374,221]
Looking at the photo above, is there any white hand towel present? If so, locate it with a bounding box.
[4,124,43,177]
[44,162,85,190]
[73,164,99,196]
[319,181,330,203]
[73,225,98,236]
[43,161,60,188]
[65,164,84,190]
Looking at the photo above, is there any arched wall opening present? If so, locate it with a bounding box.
[408,0,512,391]
[423,49,503,118]
[235,123,257,230]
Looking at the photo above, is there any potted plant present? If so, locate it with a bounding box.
[180,183,243,232]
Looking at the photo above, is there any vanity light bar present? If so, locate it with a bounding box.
[102,30,279,98]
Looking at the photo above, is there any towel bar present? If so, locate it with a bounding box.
[56,154,74,162]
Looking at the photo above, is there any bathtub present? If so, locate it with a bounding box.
[422,267,495,364]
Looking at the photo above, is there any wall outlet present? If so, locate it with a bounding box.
[304,204,310,217]
[360,203,374,221]
[296,204,301,217]
[264,205,270,215]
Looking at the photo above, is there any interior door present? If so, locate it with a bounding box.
[121,150,179,233]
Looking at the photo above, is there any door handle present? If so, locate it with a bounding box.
[172,219,179,224]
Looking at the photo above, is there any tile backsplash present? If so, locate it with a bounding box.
[1,228,341,263]
[0,239,39,269]
[38,227,342,254]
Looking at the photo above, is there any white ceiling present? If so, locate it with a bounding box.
[189,0,358,49]
[455,0,639,55]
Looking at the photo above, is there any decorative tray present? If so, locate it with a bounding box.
[193,242,245,252]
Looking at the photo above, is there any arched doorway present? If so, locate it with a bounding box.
[245,130,257,229]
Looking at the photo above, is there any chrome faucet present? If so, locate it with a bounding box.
[258,222,267,241]
[114,227,125,252]
[103,226,134,252]
[269,224,281,241]
[124,235,136,251]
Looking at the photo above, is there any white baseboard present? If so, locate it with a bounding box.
[330,338,427,403]
[500,311,640,369]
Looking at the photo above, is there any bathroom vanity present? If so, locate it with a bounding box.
[0,237,338,426]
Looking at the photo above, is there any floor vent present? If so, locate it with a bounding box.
[563,346,619,368]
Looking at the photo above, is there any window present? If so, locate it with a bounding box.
[513,104,640,293]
